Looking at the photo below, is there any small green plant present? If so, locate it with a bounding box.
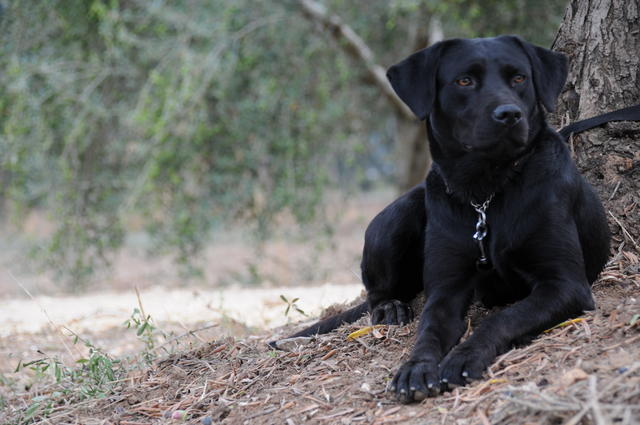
[0,392,6,412]
[74,350,120,396]
[122,289,169,365]
[124,307,161,365]
[0,370,12,387]
[20,393,57,423]
[280,295,307,317]
[13,332,123,423]
[16,335,121,399]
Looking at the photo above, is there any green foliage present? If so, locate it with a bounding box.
[6,308,172,424]
[12,335,123,423]
[15,337,122,399]
[434,0,566,46]
[0,0,567,287]
[280,294,308,317]
[8,307,170,423]
[124,307,164,365]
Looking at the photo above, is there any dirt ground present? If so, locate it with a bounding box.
[2,257,638,425]
[0,189,390,371]
[0,189,387,423]
[1,189,639,425]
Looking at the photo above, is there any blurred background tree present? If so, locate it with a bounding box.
[0,0,567,288]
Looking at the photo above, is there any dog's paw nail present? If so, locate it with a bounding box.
[414,390,428,401]
[427,383,439,396]
[462,371,469,378]
[410,386,416,391]
[399,389,407,394]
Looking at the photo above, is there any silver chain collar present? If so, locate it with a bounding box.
[471,193,494,269]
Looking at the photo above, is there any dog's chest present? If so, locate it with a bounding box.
[428,195,534,265]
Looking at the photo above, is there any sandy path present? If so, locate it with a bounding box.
[0,283,363,337]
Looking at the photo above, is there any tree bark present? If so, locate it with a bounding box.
[552,0,640,255]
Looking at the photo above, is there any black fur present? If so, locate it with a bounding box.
[386,35,609,402]
[270,36,610,403]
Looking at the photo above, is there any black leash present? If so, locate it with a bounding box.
[558,103,640,139]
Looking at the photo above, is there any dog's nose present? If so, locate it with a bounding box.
[492,104,522,126]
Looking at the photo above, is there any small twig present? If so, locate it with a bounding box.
[135,287,147,320]
[244,406,278,419]
[598,362,640,395]
[589,375,606,425]
[153,324,219,352]
[316,408,354,420]
[608,210,639,250]
[608,180,622,200]
[602,334,640,351]
[476,409,491,425]
[605,240,625,266]
[564,404,589,425]
[7,270,77,361]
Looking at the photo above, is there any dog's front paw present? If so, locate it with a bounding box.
[391,359,439,403]
[371,300,413,325]
[438,344,493,389]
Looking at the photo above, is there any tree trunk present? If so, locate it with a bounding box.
[552,0,640,255]
[394,17,443,192]
[395,116,429,192]
[296,0,434,192]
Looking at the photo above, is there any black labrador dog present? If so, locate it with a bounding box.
[273,36,610,403]
[382,35,611,402]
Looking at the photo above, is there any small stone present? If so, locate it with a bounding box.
[558,368,588,388]
[273,337,313,352]
[201,416,213,425]
[289,374,301,384]
[171,410,187,420]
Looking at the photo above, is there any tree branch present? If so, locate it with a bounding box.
[296,0,416,120]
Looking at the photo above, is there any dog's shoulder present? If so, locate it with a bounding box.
[527,126,579,181]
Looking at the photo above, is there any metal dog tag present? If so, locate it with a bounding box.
[471,194,494,270]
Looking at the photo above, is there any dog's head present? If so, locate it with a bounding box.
[387,36,567,159]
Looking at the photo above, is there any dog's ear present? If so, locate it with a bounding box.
[386,41,447,120]
[509,36,568,112]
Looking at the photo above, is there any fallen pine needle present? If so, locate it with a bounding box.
[477,409,492,425]
[321,349,337,360]
[544,318,585,333]
[212,344,227,353]
[347,325,384,340]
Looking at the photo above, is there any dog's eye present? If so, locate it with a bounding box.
[513,74,526,84]
[456,77,473,87]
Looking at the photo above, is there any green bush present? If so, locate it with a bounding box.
[0,0,566,288]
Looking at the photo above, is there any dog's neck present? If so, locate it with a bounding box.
[426,121,547,204]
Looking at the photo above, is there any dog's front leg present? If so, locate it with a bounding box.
[439,251,594,387]
[391,275,475,403]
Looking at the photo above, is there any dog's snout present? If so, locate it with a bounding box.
[492,104,522,126]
